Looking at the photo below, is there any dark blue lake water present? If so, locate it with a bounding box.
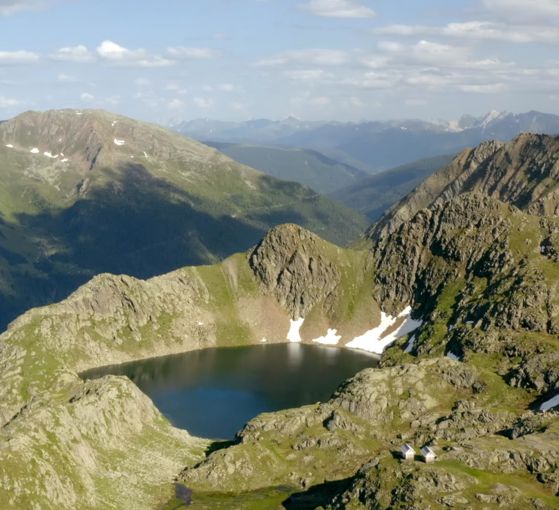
[83,343,377,439]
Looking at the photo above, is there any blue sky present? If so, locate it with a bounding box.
[1,0,559,123]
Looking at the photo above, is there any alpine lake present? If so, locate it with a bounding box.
[83,343,378,439]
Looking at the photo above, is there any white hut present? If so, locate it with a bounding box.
[400,444,416,460]
[421,446,436,463]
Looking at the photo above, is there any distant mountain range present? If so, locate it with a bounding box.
[0,109,367,330]
[174,110,559,172]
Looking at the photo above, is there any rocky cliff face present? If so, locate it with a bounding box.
[370,133,559,241]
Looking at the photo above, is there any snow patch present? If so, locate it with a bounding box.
[480,110,506,128]
[76,111,83,115]
[404,335,416,354]
[312,329,341,346]
[287,318,304,343]
[113,138,126,146]
[43,151,58,159]
[261,337,268,343]
[346,306,422,354]
[446,120,463,133]
[446,351,460,361]
[5,144,14,148]
[30,147,40,154]
[540,393,559,412]
[61,158,69,163]
[111,121,117,127]
[143,151,149,158]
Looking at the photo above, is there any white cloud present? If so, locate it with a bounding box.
[377,21,559,44]
[344,70,401,89]
[310,96,331,105]
[410,40,469,66]
[193,97,214,109]
[80,92,95,102]
[96,40,174,68]
[167,98,185,110]
[0,0,46,15]
[0,95,22,107]
[167,47,220,59]
[483,0,559,22]
[284,69,330,81]
[165,83,188,95]
[0,50,39,64]
[135,77,151,87]
[57,73,78,82]
[302,0,374,18]
[231,101,246,111]
[218,83,235,92]
[348,96,364,107]
[50,45,94,62]
[257,48,348,66]
[459,83,506,94]
[405,98,427,106]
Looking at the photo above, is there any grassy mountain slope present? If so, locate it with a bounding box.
[203,142,369,194]
[0,109,367,330]
[331,154,454,220]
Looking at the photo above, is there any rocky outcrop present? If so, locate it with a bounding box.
[372,193,514,314]
[249,224,342,318]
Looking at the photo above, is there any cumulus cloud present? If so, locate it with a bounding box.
[80,92,95,102]
[257,48,348,66]
[301,0,374,18]
[50,45,94,62]
[0,50,39,64]
[96,40,174,68]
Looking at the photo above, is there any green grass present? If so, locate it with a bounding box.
[437,460,559,509]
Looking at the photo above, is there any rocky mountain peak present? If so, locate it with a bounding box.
[369,133,559,241]
[249,224,342,318]
[0,108,225,173]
